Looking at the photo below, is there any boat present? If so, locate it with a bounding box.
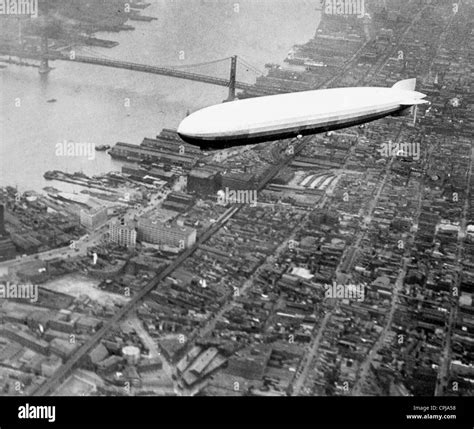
[44,170,61,180]
[95,145,111,151]
[47,99,57,103]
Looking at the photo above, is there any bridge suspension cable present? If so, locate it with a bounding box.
[79,47,118,61]
[71,48,233,71]
[163,56,233,70]
[237,56,265,76]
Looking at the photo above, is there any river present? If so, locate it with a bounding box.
[0,0,321,192]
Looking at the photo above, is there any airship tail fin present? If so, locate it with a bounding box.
[392,78,417,91]
[399,99,430,106]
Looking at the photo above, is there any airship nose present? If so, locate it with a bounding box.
[178,111,223,137]
[179,110,237,139]
[177,115,198,137]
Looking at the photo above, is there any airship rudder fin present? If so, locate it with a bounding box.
[392,78,417,91]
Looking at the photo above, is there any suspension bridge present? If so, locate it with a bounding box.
[0,36,281,99]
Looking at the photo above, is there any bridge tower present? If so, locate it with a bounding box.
[226,55,238,101]
[39,34,51,74]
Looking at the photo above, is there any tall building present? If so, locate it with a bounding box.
[109,218,137,248]
[137,217,196,249]
[80,206,108,231]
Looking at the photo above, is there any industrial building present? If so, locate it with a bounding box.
[162,192,195,213]
[221,172,257,191]
[137,216,196,249]
[109,142,197,169]
[187,168,222,197]
[80,206,108,231]
[109,218,137,248]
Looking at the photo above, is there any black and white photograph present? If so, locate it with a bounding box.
[0,0,473,427]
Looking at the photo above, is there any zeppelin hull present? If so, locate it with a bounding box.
[177,79,428,151]
[179,105,403,151]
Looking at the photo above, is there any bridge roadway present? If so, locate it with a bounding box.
[0,48,283,95]
[59,53,255,90]
[32,138,308,396]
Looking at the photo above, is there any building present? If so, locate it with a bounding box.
[137,216,196,249]
[221,172,257,191]
[0,205,16,262]
[80,206,107,231]
[122,164,175,184]
[187,168,222,197]
[0,327,49,355]
[0,237,16,262]
[109,142,197,169]
[50,338,78,359]
[41,356,63,377]
[0,204,6,235]
[162,192,195,213]
[109,218,137,248]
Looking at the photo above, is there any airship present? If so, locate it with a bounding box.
[177,78,428,151]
